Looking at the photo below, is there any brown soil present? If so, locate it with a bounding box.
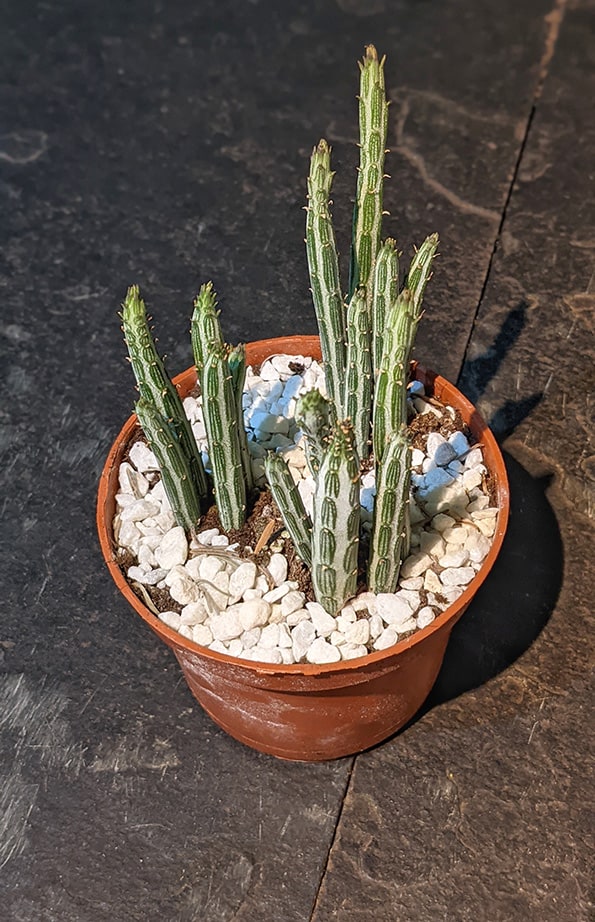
[406,399,469,450]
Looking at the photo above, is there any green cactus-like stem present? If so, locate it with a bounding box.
[368,429,411,594]
[306,140,347,414]
[135,399,202,534]
[191,282,224,380]
[372,288,416,463]
[264,452,313,567]
[295,388,334,479]
[122,286,208,502]
[372,238,399,375]
[201,346,246,531]
[228,343,254,493]
[349,44,389,301]
[311,421,360,615]
[344,286,372,460]
[405,233,439,316]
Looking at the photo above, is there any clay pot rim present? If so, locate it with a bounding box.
[97,335,509,678]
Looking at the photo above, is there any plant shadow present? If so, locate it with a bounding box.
[418,299,563,710]
[459,299,543,439]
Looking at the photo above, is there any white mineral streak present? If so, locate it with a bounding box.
[115,354,499,665]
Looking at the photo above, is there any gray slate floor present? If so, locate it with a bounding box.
[1,1,593,920]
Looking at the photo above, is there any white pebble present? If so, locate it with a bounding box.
[121,498,161,522]
[281,590,306,616]
[417,607,436,629]
[227,639,244,657]
[399,577,424,590]
[263,583,291,603]
[260,623,280,647]
[340,644,368,661]
[376,594,413,625]
[373,627,398,650]
[467,531,492,563]
[180,601,208,625]
[443,525,470,546]
[155,526,188,569]
[345,620,370,645]
[306,637,341,664]
[199,555,224,582]
[291,620,316,661]
[211,534,230,547]
[399,553,433,579]
[238,599,272,631]
[196,528,220,546]
[286,609,310,626]
[158,610,181,630]
[463,468,483,491]
[369,614,384,639]
[192,624,213,646]
[306,602,337,637]
[440,567,476,587]
[209,640,228,655]
[240,628,261,648]
[129,441,159,473]
[431,514,456,532]
[438,548,469,568]
[424,569,443,594]
[168,570,202,605]
[464,447,484,468]
[419,532,446,558]
[267,553,288,587]
[210,609,243,642]
[228,561,257,602]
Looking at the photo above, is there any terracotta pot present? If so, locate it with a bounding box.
[97,335,509,761]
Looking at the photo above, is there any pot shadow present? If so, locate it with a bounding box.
[418,299,563,712]
[422,451,563,712]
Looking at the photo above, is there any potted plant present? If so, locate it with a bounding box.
[97,46,509,761]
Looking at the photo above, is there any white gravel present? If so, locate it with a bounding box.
[113,354,500,665]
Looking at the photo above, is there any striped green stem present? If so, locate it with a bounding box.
[191,281,224,380]
[228,343,254,493]
[348,44,389,301]
[344,286,372,460]
[405,233,439,316]
[311,421,360,615]
[201,346,246,531]
[371,238,399,376]
[121,285,208,503]
[264,452,313,567]
[372,288,417,463]
[295,388,334,479]
[306,139,347,413]
[368,429,411,593]
[135,399,202,534]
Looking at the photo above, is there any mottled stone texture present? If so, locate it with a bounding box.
[1,0,592,920]
[458,1,595,517]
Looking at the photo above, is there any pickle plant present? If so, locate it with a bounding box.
[121,45,438,618]
[121,282,252,534]
[265,45,438,612]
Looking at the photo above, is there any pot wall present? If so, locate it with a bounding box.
[97,336,509,760]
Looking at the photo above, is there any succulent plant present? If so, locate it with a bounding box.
[121,283,251,534]
[121,45,438,617]
[121,286,209,533]
[269,45,439,612]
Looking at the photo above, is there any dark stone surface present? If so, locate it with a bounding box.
[458,0,595,515]
[1,0,592,920]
